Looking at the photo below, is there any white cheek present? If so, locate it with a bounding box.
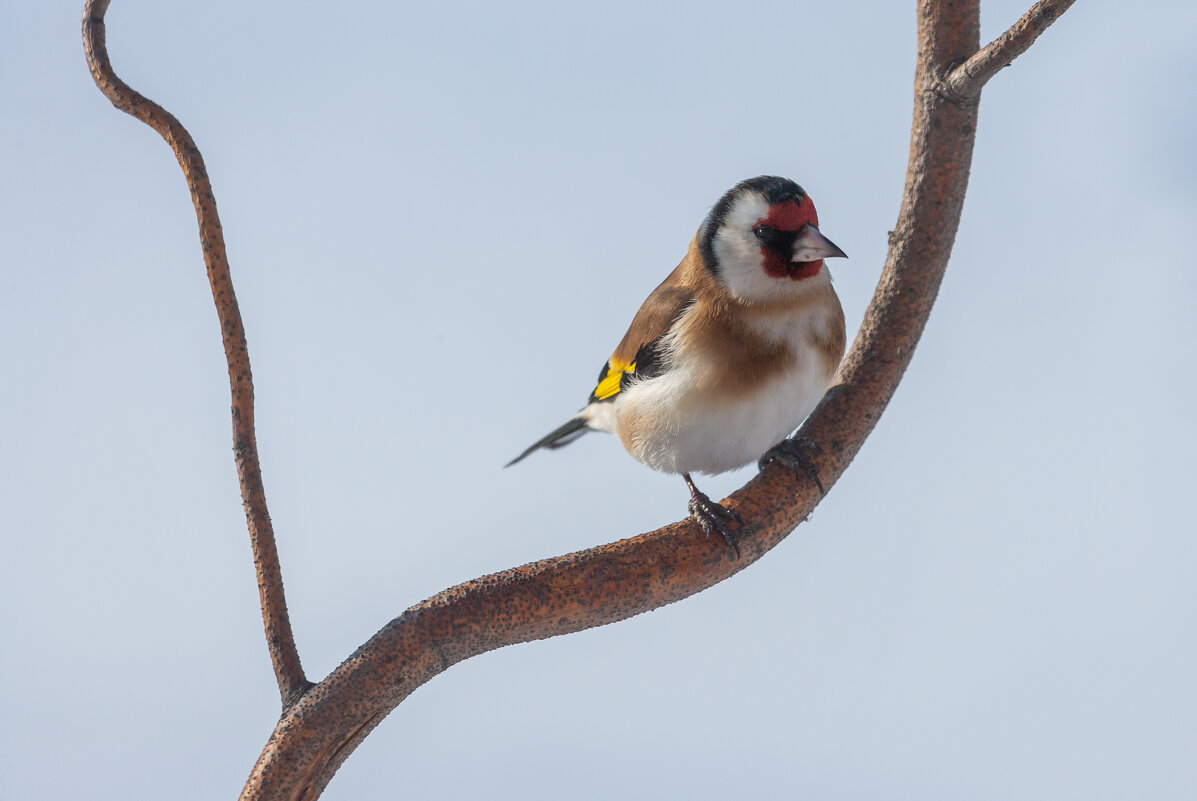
[712,230,777,302]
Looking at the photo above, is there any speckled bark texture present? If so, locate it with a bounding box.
[82,0,309,707]
[81,1,1075,798]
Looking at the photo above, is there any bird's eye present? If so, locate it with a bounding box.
[753,225,773,242]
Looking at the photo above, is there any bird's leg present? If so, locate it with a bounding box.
[759,435,826,495]
[683,473,743,558]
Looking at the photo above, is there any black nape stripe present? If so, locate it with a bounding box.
[698,176,807,276]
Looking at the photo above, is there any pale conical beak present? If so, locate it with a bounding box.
[791,223,848,262]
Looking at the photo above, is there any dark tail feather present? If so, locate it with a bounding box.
[506,416,589,467]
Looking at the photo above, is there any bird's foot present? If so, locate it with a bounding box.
[685,481,743,558]
[759,435,826,495]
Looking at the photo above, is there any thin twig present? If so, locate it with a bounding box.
[82,0,310,708]
[941,0,1077,102]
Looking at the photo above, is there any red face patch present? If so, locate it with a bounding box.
[755,197,823,281]
[760,196,819,231]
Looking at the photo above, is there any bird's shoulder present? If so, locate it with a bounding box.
[589,247,703,403]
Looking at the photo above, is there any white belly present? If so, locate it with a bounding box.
[610,350,831,475]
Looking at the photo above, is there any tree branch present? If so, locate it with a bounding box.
[81,0,310,708]
[80,0,1074,797]
[237,1,1070,797]
[941,0,1078,103]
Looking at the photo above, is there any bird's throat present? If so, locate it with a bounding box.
[762,254,823,281]
[786,260,823,280]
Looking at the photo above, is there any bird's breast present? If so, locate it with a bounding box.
[614,330,834,475]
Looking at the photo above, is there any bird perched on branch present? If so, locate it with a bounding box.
[508,176,847,556]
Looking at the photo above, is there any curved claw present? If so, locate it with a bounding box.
[759,435,826,495]
[688,496,743,558]
[683,474,743,558]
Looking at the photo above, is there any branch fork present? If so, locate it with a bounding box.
[81,0,1076,797]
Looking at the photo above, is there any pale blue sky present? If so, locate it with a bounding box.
[2,1,1195,799]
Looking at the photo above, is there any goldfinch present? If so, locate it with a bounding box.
[508,176,847,555]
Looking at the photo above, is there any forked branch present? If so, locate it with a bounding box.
[81,0,1073,798]
[942,0,1078,102]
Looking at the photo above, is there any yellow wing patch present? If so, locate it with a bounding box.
[594,357,636,400]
